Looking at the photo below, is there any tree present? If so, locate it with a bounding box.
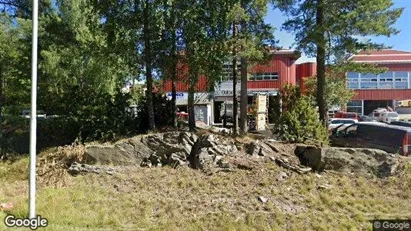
[39,0,131,115]
[228,0,275,135]
[274,0,403,124]
[158,0,183,130]
[304,71,354,112]
[179,0,231,131]
[273,84,328,145]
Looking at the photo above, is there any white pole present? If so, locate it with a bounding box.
[29,0,39,219]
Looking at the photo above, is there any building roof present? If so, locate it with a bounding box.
[349,49,411,64]
[268,47,301,59]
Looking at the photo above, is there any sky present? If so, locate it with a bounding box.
[265,0,411,64]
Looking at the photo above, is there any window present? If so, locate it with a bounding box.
[393,74,408,89]
[347,100,362,107]
[345,124,358,133]
[379,82,393,89]
[332,119,356,124]
[250,72,279,81]
[221,63,242,81]
[347,100,362,115]
[348,79,359,89]
[360,81,377,89]
[380,71,393,78]
[347,72,359,79]
[395,82,408,89]
[387,112,399,118]
[395,71,408,78]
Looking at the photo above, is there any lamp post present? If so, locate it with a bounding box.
[29,0,39,219]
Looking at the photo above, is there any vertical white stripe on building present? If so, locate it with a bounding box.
[393,72,396,89]
[358,72,361,89]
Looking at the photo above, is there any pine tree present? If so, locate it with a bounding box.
[274,0,403,124]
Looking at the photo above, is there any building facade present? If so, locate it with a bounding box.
[346,49,411,115]
[161,49,313,125]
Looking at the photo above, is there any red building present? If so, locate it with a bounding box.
[162,49,302,92]
[161,48,316,125]
[346,49,411,115]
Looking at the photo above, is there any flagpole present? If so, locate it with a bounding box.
[29,0,39,219]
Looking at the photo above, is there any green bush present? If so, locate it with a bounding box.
[58,85,138,142]
[1,86,176,154]
[273,84,328,146]
[136,92,174,132]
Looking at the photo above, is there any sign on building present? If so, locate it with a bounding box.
[166,92,186,100]
[255,94,267,131]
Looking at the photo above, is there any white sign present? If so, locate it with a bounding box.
[214,81,278,96]
[214,89,241,96]
[166,92,211,105]
[257,95,267,113]
[166,92,186,100]
[214,89,278,97]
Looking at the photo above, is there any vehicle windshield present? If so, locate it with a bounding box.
[387,112,399,117]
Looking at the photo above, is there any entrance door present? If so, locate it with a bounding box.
[364,100,392,115]
[214,101,223,123]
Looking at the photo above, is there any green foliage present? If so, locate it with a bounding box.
[304,70,354,110]
[275,0,403,60]
[274,0,403,122]
[0,14,32,109]
[56,85,137,142]
[273,84,328,146]
[1,116,77,154]
[268,95,280,124]
[136,92,174,133]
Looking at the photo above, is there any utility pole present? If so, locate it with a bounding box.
[29,0,39,219]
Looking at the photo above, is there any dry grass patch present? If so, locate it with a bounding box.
[0,158,410,230]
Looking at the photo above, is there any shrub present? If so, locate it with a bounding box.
[136,92,174,132]
[273,84,328,146]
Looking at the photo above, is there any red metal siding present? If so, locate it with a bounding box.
[162,75,208,92]
[352,89,411,100]
[357,49,411,55]
[378,63,411,71]
[162,54,299,92]
[248,80,280,89]
[249,56,291,85]
[353,55,411,62]
[289,60,297,85]
[296,62,317,92]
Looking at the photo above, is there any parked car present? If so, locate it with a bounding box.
[359,114,376,122]
[391,121,411,128]
[331,122,411,156]
[21,109,46,119]
[379,111,400,123]
[333,111,360,120]
[327,118,358,132]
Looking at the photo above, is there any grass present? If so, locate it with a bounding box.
[0,156,411,230]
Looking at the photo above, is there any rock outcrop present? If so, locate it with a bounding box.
[84,132,198,167]
[77,131,409,177]
[295,145,401,178]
